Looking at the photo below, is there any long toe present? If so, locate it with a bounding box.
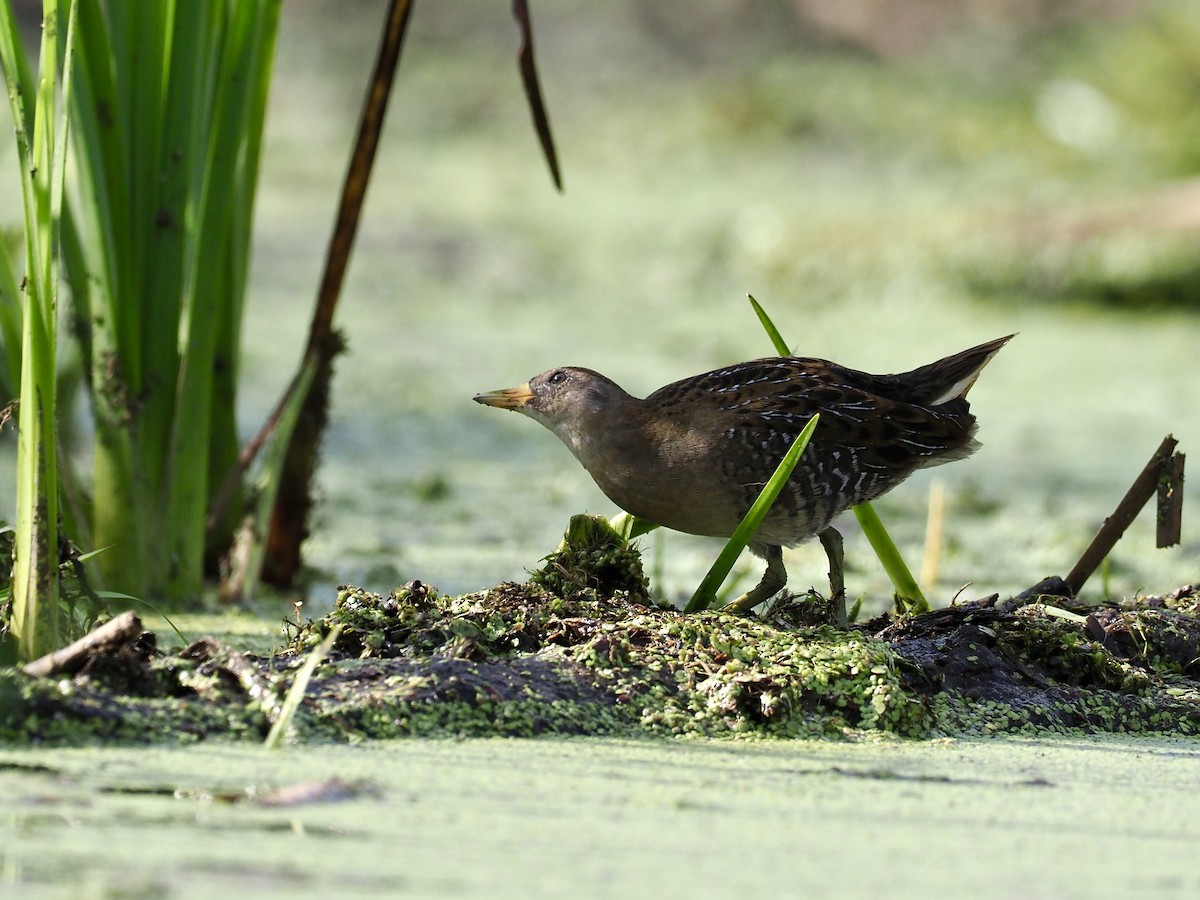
[724,545,786,614]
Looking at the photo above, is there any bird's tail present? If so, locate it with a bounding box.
[900,334,1014,407]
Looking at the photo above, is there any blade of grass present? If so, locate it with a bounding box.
[748,293,790,356]
[608,511,660,543]
[854,502,927,612]
[91,591,188,646]
[264,623,342,750]
[69,0,149,595]
[136,2,217,523]
[685,414,819,613]
[747,294,927,612]
[0,230,23,397]
[164,1,279,598]
[207,0,283,556]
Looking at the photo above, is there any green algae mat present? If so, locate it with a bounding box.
[3,519,1199,744]
[2,735,1198,898]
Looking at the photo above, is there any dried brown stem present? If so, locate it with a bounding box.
[260,0,415,585]
[22,611,142,678]
[1065,435,1184,596]
[514,0,562,191]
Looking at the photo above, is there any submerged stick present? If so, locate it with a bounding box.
[1065,435,1184,597]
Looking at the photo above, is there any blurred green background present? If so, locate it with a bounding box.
[4,0,1200,609]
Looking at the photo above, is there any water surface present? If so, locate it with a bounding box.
[2,734,1197,897]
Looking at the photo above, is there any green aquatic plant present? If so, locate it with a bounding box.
[264,622,341,750]
[0,0,282,661]
[65,0,282,603]
[0,0,74,660]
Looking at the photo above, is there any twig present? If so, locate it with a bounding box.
[22,611,142,678]
[261,0,415,584]
[1157,448,1185,547]
[1065,435,1184,596]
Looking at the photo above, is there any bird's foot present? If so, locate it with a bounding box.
[723,545,786,614]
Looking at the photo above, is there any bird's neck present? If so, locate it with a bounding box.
[553,397,649,476]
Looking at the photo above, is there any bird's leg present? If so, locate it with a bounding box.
[818,526,846,628]
[725,544,786,614]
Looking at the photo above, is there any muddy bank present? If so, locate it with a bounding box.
[3,518,1198,744]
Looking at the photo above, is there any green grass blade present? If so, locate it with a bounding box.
[853,504,927,612]
[0,234,23,397]
[73,0,138,385]
[164,2,278,598]
[207,2,282,554]
[0,7,33,371]
[0,2,38,246]
[89,591,189,646]
[748,294,791,356]
[71,0,149,596]
[3,0,75,660]
[685,414,819,613]
[134,1,202,512]
[748,294,928,613]
[264,623,341,750]
[608,511,660,543]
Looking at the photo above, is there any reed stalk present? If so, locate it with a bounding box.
[0,0,75,660]
[65,0,281,603]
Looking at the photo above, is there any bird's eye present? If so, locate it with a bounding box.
[549,370,567,385]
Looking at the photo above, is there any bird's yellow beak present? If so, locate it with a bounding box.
[473,383,534,410]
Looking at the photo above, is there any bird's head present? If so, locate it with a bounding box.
[474,367,636,457]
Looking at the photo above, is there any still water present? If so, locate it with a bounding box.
[2,734,1198,898]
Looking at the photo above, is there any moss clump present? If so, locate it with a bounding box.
[283,582,923,740]
[999,606,1149,692]
[303,580,657,661]
[888,590,1200,737]
[1088,593,1200,678]
[0,644,274,745]
[565,612,926,738]
[529,514,651,605]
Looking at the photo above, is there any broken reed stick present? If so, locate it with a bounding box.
[1157,449,1186,547]
[1064,435,1185,597]
[21,611,143,678]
